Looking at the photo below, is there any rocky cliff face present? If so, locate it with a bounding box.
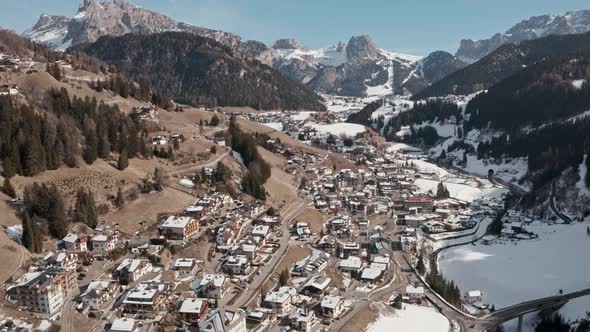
[23,0,241,50]
[456,10,590,62]
[267,35,466,97]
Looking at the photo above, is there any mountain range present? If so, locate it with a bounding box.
[19,0,590,103]
[414,31,590,99]
[23,0,242,50]
[456,10,590,62]
[22,0,468,98]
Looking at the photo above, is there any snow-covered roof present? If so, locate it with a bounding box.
[468,290,482,298]
[63,232,78,243]
[92,234,108,242]
[338,256,362,270]
[162,216,194,229]
[406,285,424,295]
[172,258,196,269]
[179,298,206,314]
[200,273,226,288]
[361,267,382,280]
[321,295,342,309]
[110,318,136,332]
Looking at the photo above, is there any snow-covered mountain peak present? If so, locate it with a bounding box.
[346,35,381,61]
[457,10,590,62]
[23,0,242,50]
[271,38,305,50]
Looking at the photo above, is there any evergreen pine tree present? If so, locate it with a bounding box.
[416,253,426,275]
[48,187,67,239]
[118,149,129,171]
[279,268,290,286]
[21,211,36,253]
[115,187,125,208]
[2,177,16,198]
[84,129,98,164]
[75,189,98,228]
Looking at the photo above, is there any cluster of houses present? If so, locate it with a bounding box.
[0,53,22,71]
[5,223,122,319]
[131,106,159,121]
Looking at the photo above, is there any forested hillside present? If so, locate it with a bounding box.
[79,32,326,111]
[0,89,148,178]
[414,31,590,99]
[465,51,590,130]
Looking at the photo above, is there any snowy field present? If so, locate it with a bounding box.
[367,304,449,332]
[412,160,507,202]
[306,122,366,136]
[290,112,316,121]
[260,122,283,131]
[439,222,590,310]
[386,143,422,153]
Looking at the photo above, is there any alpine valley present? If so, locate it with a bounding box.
[1,1,590,332]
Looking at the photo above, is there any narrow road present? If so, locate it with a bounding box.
[167,148,231,177]
[228,198,310,310]
[61,258,123,332]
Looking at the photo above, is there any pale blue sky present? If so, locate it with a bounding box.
[2,0,589,55]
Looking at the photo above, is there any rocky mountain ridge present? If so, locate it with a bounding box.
[456,10,590,62]
[22,1,466,98]
[23,0,241,50]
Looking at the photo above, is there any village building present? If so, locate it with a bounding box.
[113,259,152,282]
[465,290,483,304]
[195,274,229,299]
[288,308,316,332]
[223,255,251,275]
[80,280,118,311]
[321,295,345,318]
[62,233,88,252]
[109,318,139,332]
[170,258,199,276]
[405,285,425,304]
[121,282,168,314]
[160,216,199,242]
[265,286,296,316]
[42,251,77,270]
[7,268,76,318]
[178,298,209,323]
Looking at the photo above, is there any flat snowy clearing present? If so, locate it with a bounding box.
[307,122,366,136]
[367,304,449,332]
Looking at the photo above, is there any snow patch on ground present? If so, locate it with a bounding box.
[412,160,450,178]
[461,155,530,192]
[306,123,366,136]
[416,122,457,138]
[290,112,316,121]
[387,143,422,153]
[5,224,22,243]
[414,178,505,203]
[572,79,586,89]
[261,122,283,132]
[367,304,449,332]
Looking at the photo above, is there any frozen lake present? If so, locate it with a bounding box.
[438,222,590,309]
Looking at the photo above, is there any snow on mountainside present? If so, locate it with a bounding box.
[22,1,466,99]
[270,36,465,98]
[456,10,590,62]
[23,0,241,50]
